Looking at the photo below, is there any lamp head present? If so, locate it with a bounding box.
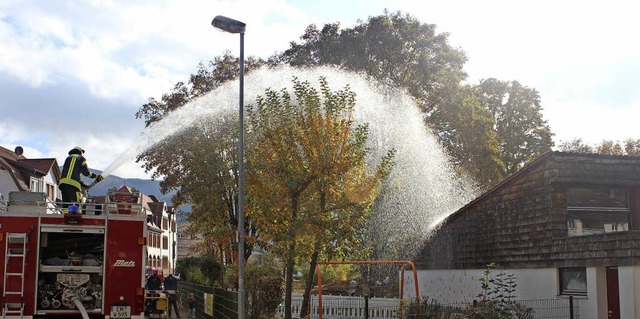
[212,15,246,34]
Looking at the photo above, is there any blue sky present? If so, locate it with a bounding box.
[1,0,638,179]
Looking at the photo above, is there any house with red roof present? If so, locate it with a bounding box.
[0,145,60,202]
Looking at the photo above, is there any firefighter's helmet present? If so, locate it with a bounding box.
[70,146,85,155]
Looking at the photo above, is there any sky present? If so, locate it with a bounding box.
[1,0,639,179]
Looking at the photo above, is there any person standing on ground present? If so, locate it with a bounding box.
[186,292,195,319]
[58,146,103,213]
[163,273,180,318]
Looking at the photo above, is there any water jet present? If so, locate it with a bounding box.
[102,65,478,258]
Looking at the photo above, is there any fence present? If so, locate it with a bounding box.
[279,294,580,319]
[174,283,578,319]
[178,281,239,319]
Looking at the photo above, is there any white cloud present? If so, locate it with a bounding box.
[1,0,639,181]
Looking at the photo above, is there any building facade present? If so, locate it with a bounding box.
[147,198,178,275]
[176,223,202,259]
[0,145,60,202]
[410,151,640,319]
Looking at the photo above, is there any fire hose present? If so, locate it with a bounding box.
[68,294,90,319]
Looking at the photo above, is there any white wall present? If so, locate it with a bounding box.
[404,268,558,303]
[588,267,608,319]
[618,266,640,319]
[405,267,620,319]
[0,170,19,200]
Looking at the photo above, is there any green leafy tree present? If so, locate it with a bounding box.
[136,52,264,126]
[557,138,595,153]
[558,138,640,156]
[437,85,505,189]
[623,139,640,156]
[135,53,265,265]
[596,140,625,155]
[474,79,554,175]
[592,139,640,156]
[279,11,467,121]
[278,10,556,189]
[246,77,393,319]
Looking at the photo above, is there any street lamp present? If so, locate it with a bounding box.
[212,15,246,319]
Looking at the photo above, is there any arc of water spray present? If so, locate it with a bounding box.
[99,76,242,178]
[98,65,478,259]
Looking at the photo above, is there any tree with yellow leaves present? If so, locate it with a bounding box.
[246,76,394,319]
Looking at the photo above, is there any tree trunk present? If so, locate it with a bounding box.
[300,249,319,318]
[284,240,296,319]
[284,197,299,319]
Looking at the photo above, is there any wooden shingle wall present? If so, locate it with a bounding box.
[417,152,640,270]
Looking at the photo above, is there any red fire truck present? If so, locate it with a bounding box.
[1,189,148,319]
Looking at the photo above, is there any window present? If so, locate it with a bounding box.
[559,267,587,296]
[46,183,56,201]
[162,236,168,249]
[567,187,630,236]
[30,177,43,192]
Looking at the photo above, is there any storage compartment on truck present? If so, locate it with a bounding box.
[36,226,106,312]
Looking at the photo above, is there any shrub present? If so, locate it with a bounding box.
[463,263,534,319]
[176,256,223,286]
[246,264,284,319]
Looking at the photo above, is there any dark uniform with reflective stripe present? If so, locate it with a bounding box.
[59,147,97,213]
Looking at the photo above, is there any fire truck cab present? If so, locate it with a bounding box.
[1,190,148,319]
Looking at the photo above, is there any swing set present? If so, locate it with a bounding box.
[315,260,420,319]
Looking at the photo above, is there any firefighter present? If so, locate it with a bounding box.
[163,274,180,318]
[58,146,103,214]
[146,270,162,290]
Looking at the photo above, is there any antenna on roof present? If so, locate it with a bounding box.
[14,146,23,156]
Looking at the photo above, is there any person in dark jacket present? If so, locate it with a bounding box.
[58,146,103,213]
[146,272,162,291]
[163,274,180,318]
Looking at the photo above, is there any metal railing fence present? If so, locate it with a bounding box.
[174,283,579,319]
[178,281,239,319]
[279,295,580,319]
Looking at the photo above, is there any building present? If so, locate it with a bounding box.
[410,151,640,319]
[0,145,60,202]
[176,222,202,259]
[147,196,178,274]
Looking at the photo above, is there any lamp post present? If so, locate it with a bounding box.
[212,15,246,319]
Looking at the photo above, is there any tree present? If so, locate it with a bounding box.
[246,77,393,319]
[558,138,640,156]
[135,53,266,265]
[623,139,640,156]
[278,11,556,189]
[435,85,505,189]
[557,138,595,153]
[136,52,264,127]
[593,139,640,156]
[596,140,625,156]
[140,116,257,267]
[279,11,467,119]
[474,79,554,175]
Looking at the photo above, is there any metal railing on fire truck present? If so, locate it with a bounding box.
[0,189,146,216]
